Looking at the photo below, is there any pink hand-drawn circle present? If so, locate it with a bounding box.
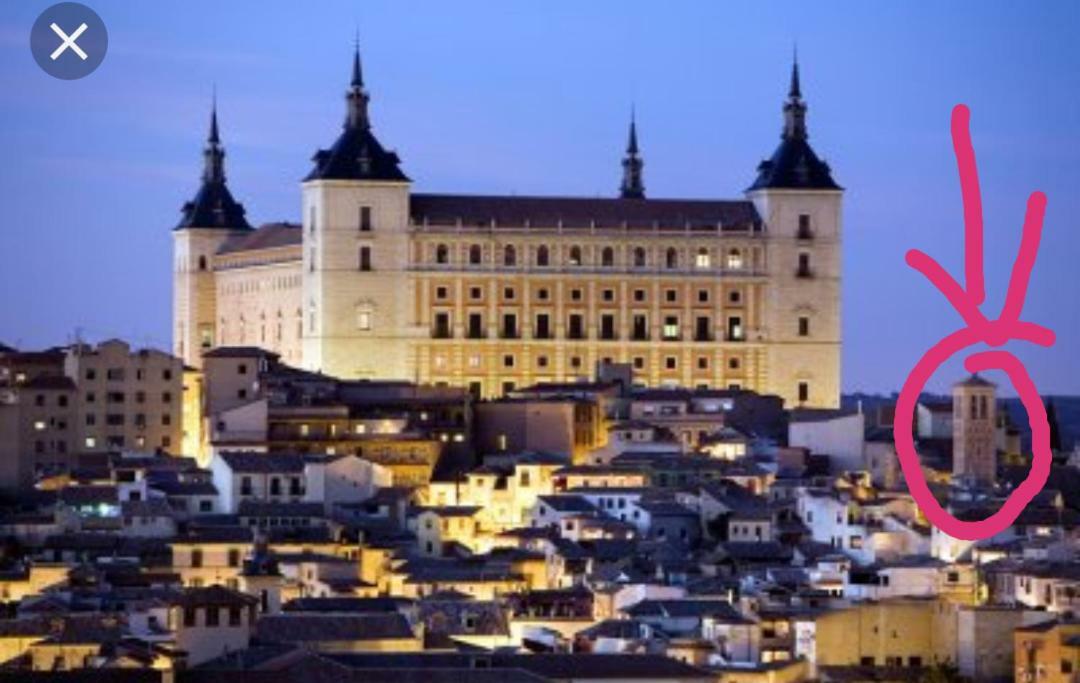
[892,104,1056,541]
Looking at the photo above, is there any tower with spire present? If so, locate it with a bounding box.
[746,53,844,408]
[619,111,645,199]
[301,42,413,380]
[173,98,252,368]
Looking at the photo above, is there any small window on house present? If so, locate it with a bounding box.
[360,206,372,231]
[798,316,810,337]
[198,255,208,271]
[798,381,810,404]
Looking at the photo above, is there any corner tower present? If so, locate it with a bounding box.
[173,100,252,368]
[301,45,413,379]
[747,54,843,408]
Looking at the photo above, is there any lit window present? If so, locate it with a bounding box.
[357,311,372,331]
[33,421,46,431]
[696,248,711,268]
[726,249,743,270]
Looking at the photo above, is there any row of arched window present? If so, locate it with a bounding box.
[429,243,748,270]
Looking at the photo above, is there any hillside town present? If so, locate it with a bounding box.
[3,8,1078,681]
[0,340,1077,683]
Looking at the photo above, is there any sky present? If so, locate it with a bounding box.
[0,1,1077,397]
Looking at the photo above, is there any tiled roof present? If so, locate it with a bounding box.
[217,222,302,254]
[256,613,414,643]
[410,194,760,231]
[218,451,307,473]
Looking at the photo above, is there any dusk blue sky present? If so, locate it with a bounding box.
[0,1,1077,396]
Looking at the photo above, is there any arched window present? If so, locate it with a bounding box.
[504,245,516,267]
[469,244,482,265]
[435,244,449,264]
[537,245,550,267]
[633,247,647,268]
[601,247,615,267]
[696,247,711,268]
[569,246,583,266]
[726,248,743,270]
[665,247,678,269]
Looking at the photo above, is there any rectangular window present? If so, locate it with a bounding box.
[467,313,484,339]
[632,315,648,341]
[695,316,711,342]
[206,607,220,627]
[798,213,812,239]
[727,316,743,341]
[798,381,810,403]
[502,313,518,339]
[357,311,372,331]
[359,246,372,271]
[600,314,616,340]
[797,252,812,277]
[535,313,551,339]
[359,205,372,231]
[663,316,680,341]
[798,316,810,337]
[568,314,585,340]
[433,312,452,338]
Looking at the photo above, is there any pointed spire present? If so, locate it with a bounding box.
[789,45,801,99]
[203,92,225,184]
[620,107,645,199]
[782,50,808,141]
[208,87,220,145]
[345,39,370,130]
[351,31,363,88]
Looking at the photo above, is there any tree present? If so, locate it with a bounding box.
[1046,398,1062,452]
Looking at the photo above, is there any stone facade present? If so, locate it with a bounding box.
[174,52,843,408]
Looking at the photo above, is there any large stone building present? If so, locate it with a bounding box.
[173,49,843,407]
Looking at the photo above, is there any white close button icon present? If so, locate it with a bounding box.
[49,22,88,61]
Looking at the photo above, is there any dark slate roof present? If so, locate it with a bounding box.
[411,193,760,230]
[218,451,307,473]
[217,222,302,254]
[283,597,411,613]
[171,585,258,609]
[305,125,408,182]
[256,613,414,643]
[748,136,840,191]
[176,177,252,231]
